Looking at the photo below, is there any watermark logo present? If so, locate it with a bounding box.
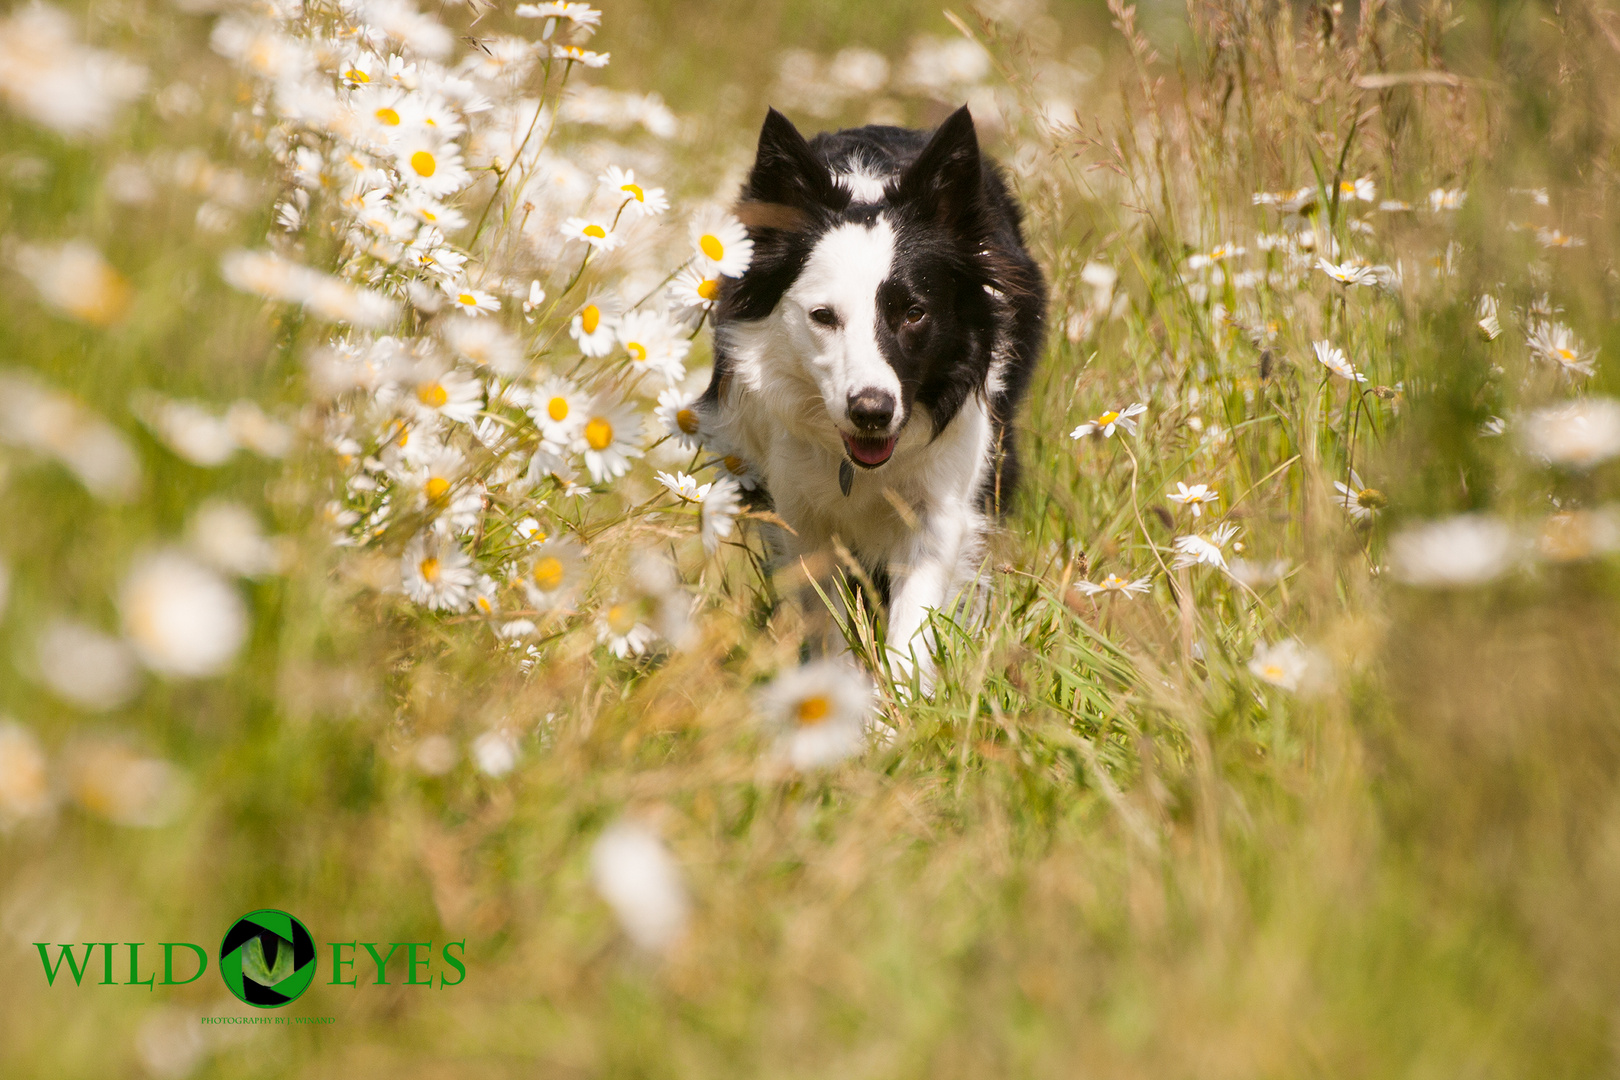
[218,909,316,1009]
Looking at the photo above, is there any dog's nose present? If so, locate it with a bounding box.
[847,389,896,432]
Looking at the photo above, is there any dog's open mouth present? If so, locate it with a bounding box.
[842,432,898,468]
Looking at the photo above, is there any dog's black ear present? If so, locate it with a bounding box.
[894,105,983,228]
[742,108,842,219]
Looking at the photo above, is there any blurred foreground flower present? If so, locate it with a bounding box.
[1248,638,1329,694]
[1388,514,1520,587]
[590,820,689,953]
[1521,397,1620,469]
[0,370,140,500]
[13,240,133,325]
[187,501,283,578]
[120,551,248,677]
[222,249,399,329]
[1536,507,1620,563]
[0,721,53,825]
[66,740,190,827]
[757,659,874,770]
[0,4,146,136]
[36,619,141,711]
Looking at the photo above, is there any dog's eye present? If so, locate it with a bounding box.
[904,306,927,325]
[809,306,839,327]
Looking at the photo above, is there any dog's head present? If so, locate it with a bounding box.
[719,106,1001,470]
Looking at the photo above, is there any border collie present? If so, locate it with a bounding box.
[699,106,1045,687]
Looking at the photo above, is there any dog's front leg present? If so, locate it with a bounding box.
[884,509,972,695]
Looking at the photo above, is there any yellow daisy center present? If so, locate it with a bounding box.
[607,604,637,636]
[795,695,831,726]
[581,304,600,334]
[419,557,441,583]
[724,454,746,475]
[458,293,477,307]
[1098,410,1119,425]
[676,408,700,435]
[410,150,437,178]
[621,183,644,201]
[1261,663,1285,682]
[626,341,647,362]
[424,476,451,501]
[585,417,614,451]
[532,556,564,591]
[420,208,437,222]
[700,233,725,261]
[1557,347,1576,361]
[696,278,719,300]
[375,106,399,125]
[476,595,493,613]
[346,68,369,83]
[547,396,570,422]
[1357,488,1387,510]
[417,381,449,408]
[583,224,606,239]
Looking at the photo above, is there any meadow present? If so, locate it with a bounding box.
[3,0,1620,1075]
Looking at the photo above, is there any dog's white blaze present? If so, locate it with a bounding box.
[834,167,890,204]
[788,218,901,430]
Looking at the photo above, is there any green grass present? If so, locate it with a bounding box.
[3,0,1620,1076]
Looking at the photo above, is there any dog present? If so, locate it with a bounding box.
[698,105,1046,688]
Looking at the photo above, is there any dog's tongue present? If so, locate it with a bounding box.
[844,434,897,467]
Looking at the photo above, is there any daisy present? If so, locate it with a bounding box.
[1074,573,1151,597]
[1536,508,1620,563]
[522,536,583,611]
[1536,228,1585,249]
[551,45,610,67]
[598,600,655,658]
[574,396,643,483]
[120,551,248,677]
[515,1,603,26]
[654,386,706,452]
[691,210,754,278]
[13,239,132,327]
[1387,514,1518,588]
[756,659,875,771]
[471,575,500,616]
[441,282,501,316]
[394,137,472,199]
[411,448,482,530]
[1427,188,1466,212]
[717,450,762,491]
[1333,470,1387,521]
[396,193,468,231]
[560,217,622,251]
[1166,482,1220,518]
[404,231,468,280]
[522,279,546,320]
[569,293,620,356]
[669,264,722,319]
[600,165,668,218]
[1521,398,1620,470]
[1338,176,1377,202]
[1227,558,1291,588]
[1313,340,1367,382]
[1172,522,1241,570]
[0,722,52,823]
[1476,294,1502,341]
[1317,257,1377,286]
[1248,639,1324,693]
[410,366,484,424]
[1070,402,1146,439]
[589,820,689,954]
[656,471,710,502]
[401,530,477,611]
[617,310,690,384]
[1186,243,1244,270]
[528,375,587,446]
[700,475,743,553]
[439,315,522,376]
[1527,321,1597,377]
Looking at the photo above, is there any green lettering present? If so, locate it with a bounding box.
[127,943,154,989]
[329,942,358,986]
[98,942,118,984]
[161,943,208,985]
[361,942,399,985]
[34,943,95,986]
[439,940,466,987]
[404,942,432,986]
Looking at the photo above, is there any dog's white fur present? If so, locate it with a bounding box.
[709,217,993,689]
